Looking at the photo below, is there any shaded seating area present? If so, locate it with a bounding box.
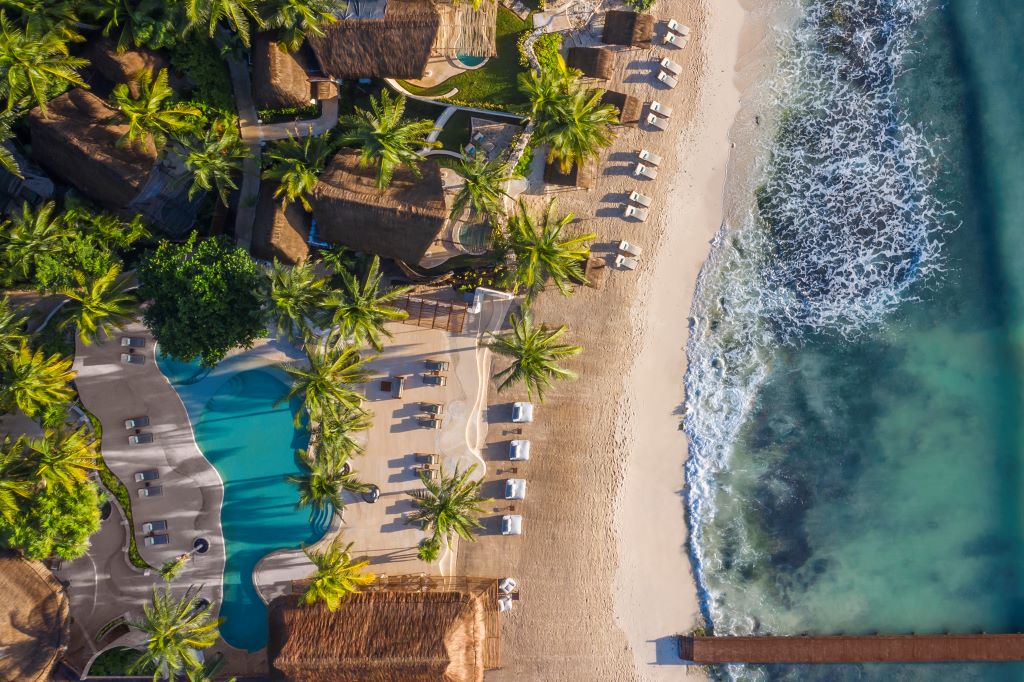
[600,90,642,126]
[252,33,314,109]
[0,550,70,682]
[544,157,598,190]
[566,47,614,81]
[601,10,655,48]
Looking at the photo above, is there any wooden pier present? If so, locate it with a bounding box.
[679,634,1024,664]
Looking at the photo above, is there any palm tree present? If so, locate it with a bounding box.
[281,345,370,426]
[0,435,31,522]
[183,0,262,46]
[487,313,582,401]
[128,585,221,681]
[337,90,438,189]
[266,259,328,344]
[0,296,27,357]
[58,264,137,345]
[0,201,70,283]
[23,425,99,490]
[109,68,201,150]
[0,343,75,416]
[519,52,575,120]
[324,256,410,352]
[260,0,339,52]
[0,11,87,114]
[262,129,334,211]
[0,112,20,177]
[0,0,83,41]
[300,536,374,610]
[503,198,595,301]
[287,448,371,515]
[86,0,178,52]
[184,123,247,205]
[449,150,512,223]
[184,656,235,682]
[159,553,190,581]
[316,406,371,458]
[406,463,489,548]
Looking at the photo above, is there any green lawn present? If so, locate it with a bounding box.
[398,8,531,113]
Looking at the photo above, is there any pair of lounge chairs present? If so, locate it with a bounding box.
[142,519,170,546]
[616,241,643,271]
[646,100,673,132]
[664,19,692,48]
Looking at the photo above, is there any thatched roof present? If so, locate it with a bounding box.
[311,151,448,264]
[29,89,157,208]
[566,47,614,80]
[85,39,169,98]
[0,550,70,682]
[433,0,498,58]
[267,590,487,681]
[252,183,312,264]
[308,0,440,80]
[253,33,312,109]
[602,10,655,47]
[600,90,640,126]
[544,157,597,189]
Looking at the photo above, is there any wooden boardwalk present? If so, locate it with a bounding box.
[680,634,1024,663]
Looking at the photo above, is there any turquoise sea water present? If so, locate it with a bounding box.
[685,0,1024,679]
[157,355,329,652]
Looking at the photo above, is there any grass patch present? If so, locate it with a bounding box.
[437,110,472,151]
[257,103,320,124]
[87,646,153,677]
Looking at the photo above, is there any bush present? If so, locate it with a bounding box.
[257,104,320,123]
[169,41,234,114]
[88,647,154,677]
[624,0,656,10]
[0,481,101,560]
[532,32,563,73]
[513,140,534,178]
[417,536,442,563]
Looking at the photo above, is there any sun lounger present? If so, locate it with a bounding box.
[144,533,170,546]
[616,254,639,270]
[417,417,442,429]
[657,70,679,89]
[422,374,447,387]
[124,416,150,429]
[142,520,168,533]
[498,595,514,612]
[629,190,653,207]
[650,100,673,118]
[137,485,163,498]
[120,337,145,347]
[499,577,519,594]
[664,31,689,48]
[505,478,527,500]
[414,453,437,465]
[128,433,154,445]
[666,19,690,36]
[425,359,450,372]
[638,149,662,166]
[623,204,650,222]
[512,402,533,423]
[509,439,531,461]
[121,353,145,365]
[660,57,682,75]
[502,514,523,535]
[618,241,644,257]
[134,469,159,482]
[646,113,668,131]
[419,402,444,416]
[634,163,658,180]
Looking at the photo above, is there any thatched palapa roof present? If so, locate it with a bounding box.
[0,550,71,682]
[433,0,498,58]
[602,10,655,47]
[600,90,641,126]
[29,89,157,208]
[544,157,597,189]
[85,39,169,97]
[308,0,440,80]
[267,589,487,681]
[311,151,448,264]
[253,33,313,109]
[252,183,312,264]
[566,47,614,80]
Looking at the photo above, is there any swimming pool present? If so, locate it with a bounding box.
[157,354,329,652]
[456,53,487,68]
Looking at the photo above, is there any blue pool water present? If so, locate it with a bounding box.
[457,53,487,68]
[157,354,329,652]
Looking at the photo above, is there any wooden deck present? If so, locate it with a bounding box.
[395,294,469,333]
[680,634,1024,663]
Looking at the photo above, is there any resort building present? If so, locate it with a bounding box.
[252,34,319,109]
[566,46,615,81]
[601,10,655,48]
[252,182,313,264]
[0,550,71,682]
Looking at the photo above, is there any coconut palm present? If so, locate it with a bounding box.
[260,0,339,52]
[301,536,374,610]
[0,436,31,522]
[337,90,438,189]
[262,129,334,211]
[281,345,370,426]
[184,657,235,682]
[0,11,87,114]
[0,296,27,357]
[287,448,371,515]
[449,150,512,223]
[159,553,190,581]
[128,585,222,681]
[0,0,83,40]
[315,406,371,458]
[406,463,489,548]
[109,67,201,150]
[57,264,137,345]
[266,259,328,344]
[183,0,262,46]
[487,313,582,401]
[0,201,70,283]
[518,51,576,120]
[0,112,20,177]
[184,123,247,205]
[86,0,178,51]
[0,343,75,416]
[503,198,594,301]
[324,256,410,352]
[23,425,99,491]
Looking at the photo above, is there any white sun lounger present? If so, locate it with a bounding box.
[615,254,639,270]
[660,57,682,75]
[638,149,662,166]
[623,205,650,222]
[646,113,668,131]
[657,70,679,89]
[629,190,653,207]
[634,163,658,180]
[650,101,674,118]
[664,31,689,48]
[666,19,691,36]
[618,241,643,257]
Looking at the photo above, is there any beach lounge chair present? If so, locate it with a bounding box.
[142,520,168,533]
[121,353,145,365]
[666,19,690,36]
[623,205,650,222]
[616,254,639,270]
[505,478,527,500]
[499,577,519,594]
[664,31,689,48]
[128,433,154,445]
[134,469,159,482]
[417,417,442,429]
[646,113,668,131]
[425,359,450,372]
[144,533,170,546]
[650,100,674,118]
[124,416,150,429]
[509,439,531,461]
[419,402,444,416]
[638,149,662,166]
[422,374,447,387]
[498,595,514,612]
[502,514,523,535]
[657,70,679,89]
[512,402,533,423]
[137,486,163,498]
[629,190,653,207]
[660,57,683,75]
[634,163,658,180]
[120,336,145,347]
[618,241,644,257]
[414,453,437,465]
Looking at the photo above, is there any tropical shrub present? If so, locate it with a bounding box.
[0,479,101,559]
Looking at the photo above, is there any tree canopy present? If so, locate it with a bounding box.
[0,475,100,559]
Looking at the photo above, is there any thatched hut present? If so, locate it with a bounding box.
[601,10,655,47]
[0,550,71,682]
[311,151,448,264]
[252,33,313,109]
[600,90,641,126]
[432,0,498,58]
[544,157,597,190]
[566,47,614,80]
[252,184,312,264]
[85,39,169,97]
[28,88,157,209]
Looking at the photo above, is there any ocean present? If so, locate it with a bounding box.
[684,0,1024,679]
